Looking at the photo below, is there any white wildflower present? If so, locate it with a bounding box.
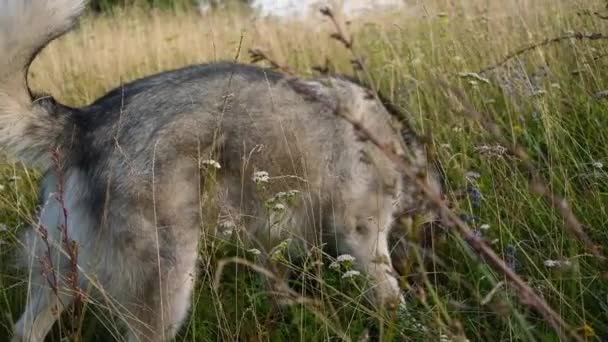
[475,144,507,157]
[413,321,426,332]
[543,260,558,267]
[480,224,490,230]
[253,171,270,184]
[268,190,300,206]
[330,254,356,270]
[544,259,572,268]
[531,89,546,97]
[341,270,361,279]
[592,161,603,169]
[594,90,608,99]
[219,220,236,236]
[200,159,221,169]
[336,254,356,263]
[465,171,481,182]
[247,248,261,255]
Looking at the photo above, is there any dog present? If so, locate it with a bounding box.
[1,1,441,340]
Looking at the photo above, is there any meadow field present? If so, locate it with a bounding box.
[1,1,608,341]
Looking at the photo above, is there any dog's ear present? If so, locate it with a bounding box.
[284,78,339,112]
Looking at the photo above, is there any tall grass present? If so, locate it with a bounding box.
[1,1,608,340]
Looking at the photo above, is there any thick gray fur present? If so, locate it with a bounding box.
[1,1,442,341]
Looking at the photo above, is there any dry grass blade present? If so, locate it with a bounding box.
[320,7,353,48]
[479,32,608,73]
[248,47,294,75]
[577,9,608,21]
[318,6,383,109]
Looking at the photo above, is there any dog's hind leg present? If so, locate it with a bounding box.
[12,262,75,342]
[13,176,77,342]
[121,154,203,341]
[163,248,199,339]
[124,244,199,342]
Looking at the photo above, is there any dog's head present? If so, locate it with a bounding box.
[285,76,418,309]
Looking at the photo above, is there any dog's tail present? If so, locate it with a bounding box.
[0,0,86,168]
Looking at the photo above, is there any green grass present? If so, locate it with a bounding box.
[1,1,608,341]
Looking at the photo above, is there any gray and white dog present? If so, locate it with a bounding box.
[1,0,441,341]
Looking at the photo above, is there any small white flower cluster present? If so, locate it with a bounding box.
[475,144,508,158]
[253,171,270,184]
[219,220,236,236]
[397,301,428,333]
[273,203,286,211]
[273,190,300,200]
[337,254,356,262]
[341,270,361,279]
[465,171,481,182]
[543,259,572,269]
[266,190,301,212]
[247,248,261,256]
[200,159,221,169]
[329,254,356,269]
[592,161,603,169]
[594,90,608,99]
